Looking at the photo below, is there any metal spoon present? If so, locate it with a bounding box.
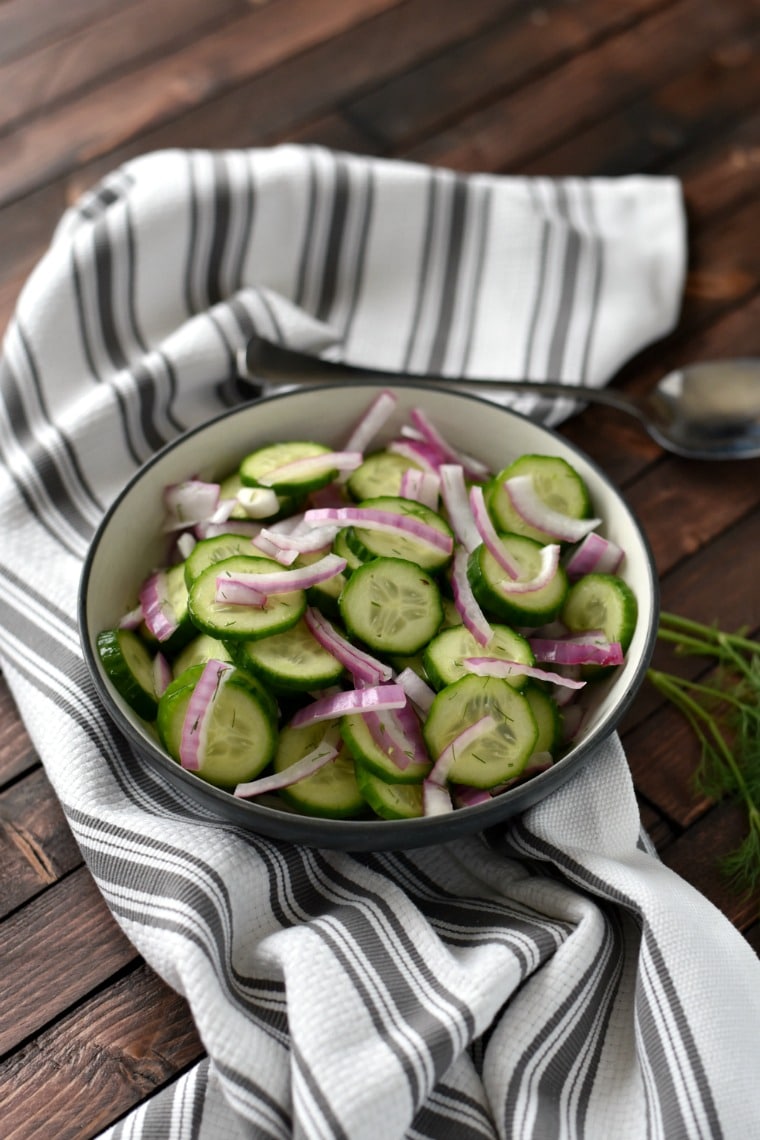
[237,338,760,461]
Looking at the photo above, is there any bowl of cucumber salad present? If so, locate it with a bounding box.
[79,382,658,850]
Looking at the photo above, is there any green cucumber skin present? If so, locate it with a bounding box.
[466,542,569,627]
[340,713,432,785]
[487,454,591,542]
[188,554,306,641]
[97,628,158,721]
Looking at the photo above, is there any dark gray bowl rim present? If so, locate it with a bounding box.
[78,380,659,851]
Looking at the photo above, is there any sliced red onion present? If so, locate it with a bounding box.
[179,659,233,771]
[118,603,144,631]
[308,483,349,509]
[464,657,586,689]
[152,651,172,698]
[395,667,436,714]
[290,683,407,728]
[399,467,441,510]
[427,714,497,786]
[235,486,282,518]
[251,534,299,565]
[439,465,481,552]
[343,389,398,455]
[450,548,492,646]
[176,531,197,561]
[257,450,363,487]
[303,507,453,556]
[194,519,264,540]
[504,475,602,542]
[423,780,454,816]
[550,666,583,706]
[304,607,392,685]
[469,485,521,579]
[496,543,561,594]
[452,785,493,809]
[258,524,338,555]
[565,532,624,579]
[139,571,179,642]
[362,703,429,772]
[409,407,491,482]
[234,741,338,798]
[529,636,624,667]
[387,438,440,474]
[163,479,221,531]
[215,553,347,604]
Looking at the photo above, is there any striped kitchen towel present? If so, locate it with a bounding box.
[1,145,758,1140]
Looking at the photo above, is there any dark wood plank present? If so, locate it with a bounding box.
[0,673,39,786]
[0,865,137,1055]
[0,964,202,1140]
[0,0,250,134]
[0,0,145,66]
[0,768,82,917]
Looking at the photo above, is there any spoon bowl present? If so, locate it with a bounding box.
[238,339,760,461]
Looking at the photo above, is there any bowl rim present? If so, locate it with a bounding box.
[78,380,660,850]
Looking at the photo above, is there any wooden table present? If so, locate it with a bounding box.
[1,2,758,1136]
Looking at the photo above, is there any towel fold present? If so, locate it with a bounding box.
[1,145,757,1140]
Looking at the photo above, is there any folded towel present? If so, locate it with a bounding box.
[1,145,758,1140]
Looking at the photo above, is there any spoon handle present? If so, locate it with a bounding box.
[238,337,646,424]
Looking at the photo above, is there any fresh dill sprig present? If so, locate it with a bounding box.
[647,611,760,896]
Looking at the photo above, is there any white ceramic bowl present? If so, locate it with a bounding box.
[79,382,658,849]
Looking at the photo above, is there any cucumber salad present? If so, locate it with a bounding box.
[97,390,638,822]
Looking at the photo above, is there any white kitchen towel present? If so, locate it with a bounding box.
[2,145,758,1140]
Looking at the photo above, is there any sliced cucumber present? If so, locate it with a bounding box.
[274,722,364,818]
[184,533,257,588]
[339,556,443,655]
[467,534,569,626]
[561,572,638,678]
[240,441,337,495]
[423,623,534,691]
[355,765,425,820]
[523,682,562,756]
[345,496,453,573]
[347,450,425,502]
[157,663,278,787]
[97,627,158,720]
[141,562,196,655]
[341,713,432,784]
[423,674,538,788]
[173,633,233,676]
[228,617,345,692]
[219,471,300,522]
[487,455,591,542]
[188,555,306,641]
[332,528,364,572]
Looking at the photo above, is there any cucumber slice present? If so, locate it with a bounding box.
[274,722,364,818]
[219,471,300,522]
[341,713,432,784]
[561,572,638,650]
[173,633,233,675]
[467,535,569,626]
[487,455,591,542]
[228,617,345,692]
[339,556,444,655]
[97,628,158,720]
[523,682,562,756]
[332,528,364,572]
[347,451,425,501]
[345,496,453,573]
[423,623,534,691]
[423,675,538,788]
[240,441,337,495]
[188,555,306,641]
[157,663,278,787]
[355,765,425,820]
[184,533,258,587]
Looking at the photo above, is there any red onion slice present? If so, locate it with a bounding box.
[363,702,429,772]
[139,571,179,642]
[215,553,347,604]
[163,479,221,532]
[235,487,281,518]
[468,485,521,579]
[387,438,440,473]
[529,636,624,667]
[439,465,481,552]
[258,525,339,555]
[423,780,454,816]
[565,532,624,579]
[464,657,586,690]
[291,683,407,728]
[504,475,602,542]
[409,407,491,481]
[395,667,436,714]
[399,467,441,509]
[257,450,363,487]
[234,741,338,798]
[496,543,561,594]
[450,548,492,646]
[303,507,453,556]
[304,607,392,685]
[118,603,144,631]
[179,659,233,771]
[452,785,493,808]
[152,652,172,698]
[427,714,497,786]
[343,388,398,455]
